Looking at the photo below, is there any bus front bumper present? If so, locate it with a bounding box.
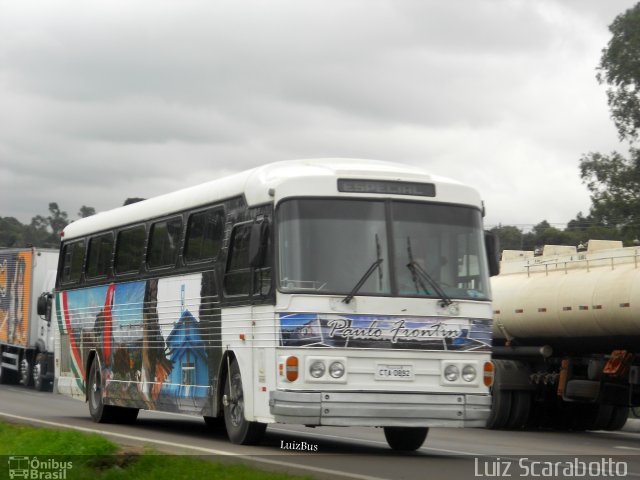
[269,391,490,428]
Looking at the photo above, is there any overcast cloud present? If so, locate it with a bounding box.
[0,0,636,230]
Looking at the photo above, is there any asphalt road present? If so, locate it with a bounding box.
[1,385,639,480]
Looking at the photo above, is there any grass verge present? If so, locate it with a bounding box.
[0,420,311,480]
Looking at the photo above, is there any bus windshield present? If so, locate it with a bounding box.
[277,199,490,300]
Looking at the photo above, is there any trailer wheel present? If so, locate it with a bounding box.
[574,404,613,431]
[223,358,266,445]
[383,427,429,451]
[606,406,629,431]
[506,390,531,429]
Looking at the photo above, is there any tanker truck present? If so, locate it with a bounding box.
[489,240,639,431]
[0,247,58,391]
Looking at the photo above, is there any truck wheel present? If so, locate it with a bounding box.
[577,404,613,431]
[506,390,531,429]
[20,357,32,387]
[32,354,49,392]
[383,427,429,451]
[223,359,266,445]
[487,388,512,429]
[606,406,628,431]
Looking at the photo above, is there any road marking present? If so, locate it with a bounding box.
[0,411,388,480]
[615,446,640,452]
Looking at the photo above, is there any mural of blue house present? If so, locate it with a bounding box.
[161,309,210,411]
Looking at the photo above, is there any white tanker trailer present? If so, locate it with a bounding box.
[489,240,640,431]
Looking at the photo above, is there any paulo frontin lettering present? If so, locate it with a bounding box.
[280,440,319,452]
[474,457,628,478]
[327,318,461,343]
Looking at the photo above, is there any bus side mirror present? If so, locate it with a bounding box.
[485,231,500,277]
[249,220,270,268]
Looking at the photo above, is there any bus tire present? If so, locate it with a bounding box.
[223,359,266,445]
[88,360,139,424]
[383,427,428,451]
[88,359,112,423]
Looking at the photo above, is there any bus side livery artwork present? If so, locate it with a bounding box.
[53,159,499,451]
[56,276,217,409]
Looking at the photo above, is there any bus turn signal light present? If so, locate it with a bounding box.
[286,356,299,382]
[483,361,494,387]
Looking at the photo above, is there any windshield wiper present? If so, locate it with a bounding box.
[343,258,384,304]
[343,234,384,304]
[406,237,452,307]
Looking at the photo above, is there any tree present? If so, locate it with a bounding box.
[0,217,26,247]
[578,3,640,244]
[597,3,640,142]
[490,225,524,251]
[46,202,68,235]
[78,205,96,218]
[579,149,640,240]
[0,203,96,248]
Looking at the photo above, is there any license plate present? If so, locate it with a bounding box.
[375,364,414,381]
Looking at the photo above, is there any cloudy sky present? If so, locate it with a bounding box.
[1,0,636,230]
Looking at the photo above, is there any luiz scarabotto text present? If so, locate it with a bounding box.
[474,457,628,478]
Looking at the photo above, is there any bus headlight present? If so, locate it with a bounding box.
[329,361,345,379]
[462,364,477,382]
[309,360,326,378]
[444,364,459,382]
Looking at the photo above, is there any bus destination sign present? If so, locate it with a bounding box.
[337,179,436,197]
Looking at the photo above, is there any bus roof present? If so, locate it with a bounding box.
[62,158,481,241]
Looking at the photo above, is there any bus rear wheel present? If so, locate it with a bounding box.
[383,427,428,451]
[88,359,139,424]
[223,359,266,445]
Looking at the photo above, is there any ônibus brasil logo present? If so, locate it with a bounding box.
[8,456,72,479]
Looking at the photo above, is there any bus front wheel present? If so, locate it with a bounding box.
[223,358,266,445]
[383,426,428,451]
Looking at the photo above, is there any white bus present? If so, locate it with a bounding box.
[54,159,499,450]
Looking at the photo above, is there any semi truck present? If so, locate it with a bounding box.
[0,247,58,391]
[489,240,640,431]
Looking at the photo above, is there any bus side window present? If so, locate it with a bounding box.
[86,233,114,279]
[61,240,86,285]
[114,225,146,275]
[223,223,252,296]
[147,217,183,269]
[184,208,224,263]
